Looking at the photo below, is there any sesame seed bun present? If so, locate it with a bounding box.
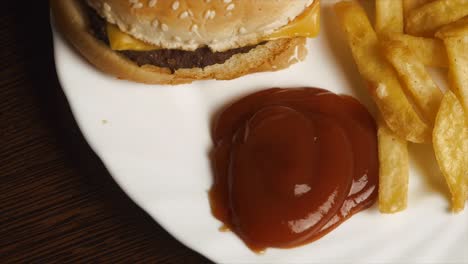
[50,0,308,85]
[86,0,315,51]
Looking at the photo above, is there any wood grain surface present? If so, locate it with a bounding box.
[1,2,210,263]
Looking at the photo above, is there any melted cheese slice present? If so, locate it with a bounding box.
[107,1,320,51]
[107,23,160,51]
[264,0,320,40]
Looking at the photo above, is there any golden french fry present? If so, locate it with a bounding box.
[381,40,443,124]
[406,0,468,36]
[381,34,448,67]
[433,91,468,212]
[436,16,468,39]
[376,0,404,34]
[403,0,434,17]
[334,1,431,143]
[443,36,468,124]
[378,122,409,213]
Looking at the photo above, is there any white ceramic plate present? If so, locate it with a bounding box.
[52,1,468,263]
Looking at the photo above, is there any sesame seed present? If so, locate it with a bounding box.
[161,24,169,31]
[148,0,157,7]
[204,9,216,19]
[172,1,180,10]
[132,2,143,9]
[103,3,111,12]
[226,3,235,11]
[152,19,159,27]
[179,11,189,19]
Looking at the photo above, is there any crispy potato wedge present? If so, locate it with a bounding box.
[403,0,434,17]
[376,0,404,34]
[334,1,431,143]
[381,40,443,124]
[443,36,468,124]
[381,34,448,67]
[436,16,468,39]
[433,91,468,212]
[378,122,409,213]
[406,0,468,36]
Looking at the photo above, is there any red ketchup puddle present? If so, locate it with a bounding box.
[209,88,378,252]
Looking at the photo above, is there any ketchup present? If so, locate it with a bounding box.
[209,88,378,252]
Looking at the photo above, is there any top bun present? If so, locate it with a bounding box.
[86,0,315,51]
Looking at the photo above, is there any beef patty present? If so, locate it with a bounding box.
[86,5,260,72]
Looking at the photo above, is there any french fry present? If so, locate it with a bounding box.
[442,36,468,124]
[376,0,404,34]
[405,0,468,36]
[403,0,434,17]
[433,91,468,212]
[334,1,431,143]
[381,34,448,67]
[436,16,468,39]
[378,122,409,213]
[381,40,443,124]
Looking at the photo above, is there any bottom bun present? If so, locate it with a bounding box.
[50,0,308,85]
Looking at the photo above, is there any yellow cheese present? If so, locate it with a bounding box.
[107,23,160,51]
[265,0,320,40]
[107,0,320,51]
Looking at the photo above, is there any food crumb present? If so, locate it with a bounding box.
[376,83,388,98]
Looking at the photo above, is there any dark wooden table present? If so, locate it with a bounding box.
[1,3,210,263]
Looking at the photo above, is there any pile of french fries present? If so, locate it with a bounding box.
[334,0,468,213]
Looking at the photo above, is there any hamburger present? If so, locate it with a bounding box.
[51,0,320,84]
